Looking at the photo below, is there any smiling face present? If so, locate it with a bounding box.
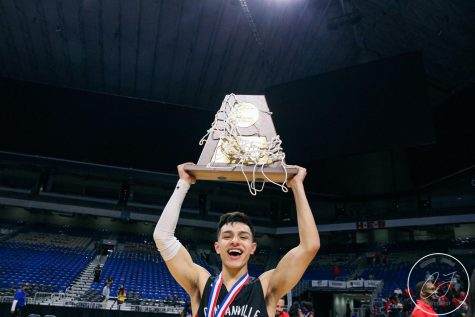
[275,299,285,317]
[215,222,257,271]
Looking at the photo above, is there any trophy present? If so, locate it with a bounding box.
[185,94,297,194]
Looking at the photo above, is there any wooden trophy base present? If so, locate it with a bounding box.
[184,165,298,183]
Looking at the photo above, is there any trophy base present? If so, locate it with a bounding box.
[184,165,298,183]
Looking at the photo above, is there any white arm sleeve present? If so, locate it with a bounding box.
[153,179,190,261]
[11,299,17,312]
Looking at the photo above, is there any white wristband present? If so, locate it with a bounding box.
[153,179,189,261]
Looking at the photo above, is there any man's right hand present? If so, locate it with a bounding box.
[177,163,196,185]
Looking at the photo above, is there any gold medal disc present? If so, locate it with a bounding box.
[229,102,260,128]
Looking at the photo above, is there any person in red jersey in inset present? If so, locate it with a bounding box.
[411,281,438,317]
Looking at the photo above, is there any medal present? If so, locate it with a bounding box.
[206,272,250,317]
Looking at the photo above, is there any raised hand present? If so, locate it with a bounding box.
[287,166,307,188]
[177,163,197,185]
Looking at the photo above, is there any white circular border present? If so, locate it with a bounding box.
[406,252,470,316]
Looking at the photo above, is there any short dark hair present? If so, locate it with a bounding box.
[416,281,429,296]
[300,301,314,312]
[288,303,300,317]
[217,212,255,240]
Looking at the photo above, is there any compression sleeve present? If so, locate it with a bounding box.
[153,179,190,261]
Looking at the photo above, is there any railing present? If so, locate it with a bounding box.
[0,295,13,303]
[2,292,183,313]
[292,279,311,297]
[32,291,76,304]
[130,304,182,314]
[351,307,365,317]
[73,301,103,309]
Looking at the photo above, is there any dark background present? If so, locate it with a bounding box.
[2,52,473,195]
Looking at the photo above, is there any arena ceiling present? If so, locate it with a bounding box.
[0,0,474,204]
[0,0,473,110]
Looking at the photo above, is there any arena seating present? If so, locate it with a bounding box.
[361,261,412,296]
[0,240,94,292]
[91,242,190,302]
[10,232,91,249]
[1,221,471,315]
[359,249,462,297]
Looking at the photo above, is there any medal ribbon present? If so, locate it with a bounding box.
[206,272,250,317]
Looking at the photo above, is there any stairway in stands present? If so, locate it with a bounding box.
[67,255,103,298]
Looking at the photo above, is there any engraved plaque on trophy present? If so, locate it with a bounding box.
[185,94,297,186]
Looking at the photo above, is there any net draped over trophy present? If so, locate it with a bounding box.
[185,94,297,195]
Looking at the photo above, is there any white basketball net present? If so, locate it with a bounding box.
[199,94,289,195]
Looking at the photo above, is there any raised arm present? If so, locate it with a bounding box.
[261,167,320,302]
[153,164,210,302]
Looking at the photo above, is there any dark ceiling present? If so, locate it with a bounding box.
[0,0,474,110]
[1,0,474,197]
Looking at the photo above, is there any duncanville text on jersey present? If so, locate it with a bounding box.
[203,304,262,317]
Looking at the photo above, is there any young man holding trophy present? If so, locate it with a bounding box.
[153,162,319,317]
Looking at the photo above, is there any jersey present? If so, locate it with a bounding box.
[197,276,269,317]
[14,289,26,308]
[411,300,437,317]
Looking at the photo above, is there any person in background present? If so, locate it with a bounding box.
[276,298,290,317]
[300,301,314,317]
[180,301,193,317]
[288,302,301,317]
[10,283,28,316]
[116,284,126,310]
[451,290,468,317]
[467,268,475,317]
[102,281,111,309]
[410,281,438,317]
[332,265,340,279]
[107,275,113,286]
[93,264,102,283]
